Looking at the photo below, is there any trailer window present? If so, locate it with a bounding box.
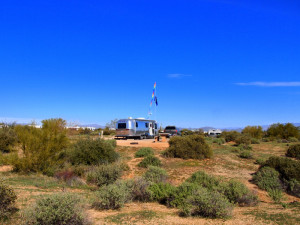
[117,123,126,129]
[145,123,148,128]
[136,122,138,127]
[150,123,152,127]
[155,123,157,129]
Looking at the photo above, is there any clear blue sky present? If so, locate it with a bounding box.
[1,0,299,128]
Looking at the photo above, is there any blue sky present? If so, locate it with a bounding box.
[1,0,299,128]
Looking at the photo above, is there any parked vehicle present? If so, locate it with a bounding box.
[164,126,180,137]
[115,117,158,139]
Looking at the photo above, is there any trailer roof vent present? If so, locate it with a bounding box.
[128,117,133,119]
[136,117,145,119]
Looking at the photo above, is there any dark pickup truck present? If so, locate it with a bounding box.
[164,126,180,137]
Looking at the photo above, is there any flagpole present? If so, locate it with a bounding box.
[155,82,157,122]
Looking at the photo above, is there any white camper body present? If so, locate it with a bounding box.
[115,118,158,139]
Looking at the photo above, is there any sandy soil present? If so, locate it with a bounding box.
[116,139,169,149]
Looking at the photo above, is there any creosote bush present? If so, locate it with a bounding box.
[163,135,213,160]
[135,147,154,158]
[92,180,131,210]
[286,144,300,159]
[220,131,240,142]
[86,163,123,187]
[239,151,253,159]
[147,182,176,204]
[23,193,90,225]
[235,135,251,146]
[0,125,17,153]
[67,139,119,166]
[138,156,162,168]
[0,179,17,220]
[180,188,233,219]
[252,166,282,191]
[143,166,168,183]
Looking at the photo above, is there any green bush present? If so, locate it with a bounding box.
[92,181,131,210]
[67,139,119,166]
[251,138,260,144]
[267,123,299,139]
[127,177,151,202]
[242,126,263,139]
[252,167,282,191]
[23,193,89,225]
[239,151,253,159]
[213,138,226,145]
[0,125,17,153]
[287,179,300,197]
[12,119,69,175]
[135,147,154,158]
[186,171,220,190]
[286,144,300,159]
[288,137,299,143]
[163,135,213,160]
[235,135,251,146]
[221,180,258,206]
[143,166,168,183]
[238,144,252,151]
[138,156,162,168]
[167,182,201,208]
[255,158,266,165]
[86,163,123,187]
[147,182,176,204]
[0,179,17,220]
[220,131,241,142]
[180,188,233,219]
[263,156,300,182]
[267,189,283,203]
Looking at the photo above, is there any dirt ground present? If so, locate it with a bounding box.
[1,138,300,225]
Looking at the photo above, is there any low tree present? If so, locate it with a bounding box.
[267,123,299,139]
[242,126,263,139]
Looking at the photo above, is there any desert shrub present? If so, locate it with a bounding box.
[0,125,17,153]
[239,151,253,159]
[251,138,260,144]
[287,179,300,197]
[255,158,266,165]
[180,188,233,219]
[213,138,225,145]
[181,129,194,136]
[235,135,251,146]
[135,147,154,158]
[220,131,241,142]
[263,156,300,182]
[105,139,117,148]
[186,171,220,190]
[143,166,168,183]
[242,126,263,139]
[252,167,282,191]
[0,179,17,220]
[267,123,299,139]
[128,177,151,202]
[138,156,162,168]
[103,127,116,136]
[23,193,89,225]
[147,182,176,204]
[12,119,69,175]
[167,182,201,208]
[67,139,119,166]
[221,180,258,206]
[267,189,283,203]
[288,137,299,143]
[163,135,212,160]
[86,163,122,187]
[286,144,300,159]
[92,181,131,210]
[238,144,252,151]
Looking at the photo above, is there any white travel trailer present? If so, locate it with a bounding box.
[115,117,158,139]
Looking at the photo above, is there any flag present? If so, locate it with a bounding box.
[154,82,156,89]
